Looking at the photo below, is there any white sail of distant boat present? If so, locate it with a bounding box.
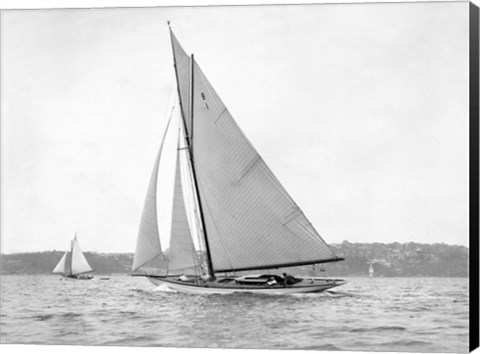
[52,252,68,274]
[131,24,346,294]
[53,234,93,279]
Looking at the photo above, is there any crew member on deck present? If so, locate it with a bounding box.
[282,272,297,287]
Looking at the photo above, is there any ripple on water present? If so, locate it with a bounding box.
[380,339,433,348]
[349,325,407,333]
[301,343,341,351]
[31,314,55,321]
[0,275,470,352]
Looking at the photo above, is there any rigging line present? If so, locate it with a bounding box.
[186,55,215,279]
[194,178,235,273]
[190,246,200,278]
[178,116,210,274]
[179,119,205,250]
[169,28,189,144]
[170,141,199,276]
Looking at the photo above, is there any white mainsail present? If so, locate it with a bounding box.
[52,251,68,274]
[70,237,93,275]
[169,32,341,273]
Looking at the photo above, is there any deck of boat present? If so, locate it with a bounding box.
[146,275,346,295]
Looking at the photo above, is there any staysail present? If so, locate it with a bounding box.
[52,251,68,274]
[170,30,342,273]
[166,142,199,274]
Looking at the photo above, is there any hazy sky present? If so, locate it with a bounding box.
[1,1,470,253]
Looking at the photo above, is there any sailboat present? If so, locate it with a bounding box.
[131,24,346,294]
[53,234,94,280]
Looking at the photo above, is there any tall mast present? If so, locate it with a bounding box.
[189,54,216,279]
[168,24,215,279]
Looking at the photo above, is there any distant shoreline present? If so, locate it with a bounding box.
[0,241,469,277]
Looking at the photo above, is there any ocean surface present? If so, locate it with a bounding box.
[0,275,469,352]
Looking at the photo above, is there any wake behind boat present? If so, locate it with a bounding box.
[131,24,345,294]
[53,234,94,280]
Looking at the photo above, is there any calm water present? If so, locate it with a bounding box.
[0,275,469,352]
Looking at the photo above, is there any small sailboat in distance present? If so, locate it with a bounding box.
[131,24,346,294]
[53,234,94,280]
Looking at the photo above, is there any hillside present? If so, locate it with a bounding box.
[324,241,468,277]
[0,251,133,275]
[0,242,468,277]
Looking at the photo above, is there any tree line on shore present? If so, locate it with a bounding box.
[0,241,468,277]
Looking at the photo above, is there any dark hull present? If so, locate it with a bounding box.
[61,274,93,280]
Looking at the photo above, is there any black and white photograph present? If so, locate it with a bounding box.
[0,0,478,353]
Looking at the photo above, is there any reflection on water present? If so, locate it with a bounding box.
[0,275,469,352]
